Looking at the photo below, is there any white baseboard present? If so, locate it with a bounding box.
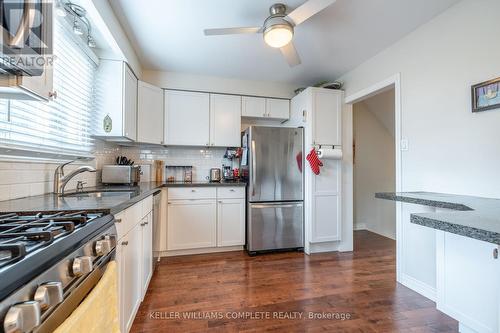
[160,246,244,257]
[400,273,437,302]
[354,223,367,230]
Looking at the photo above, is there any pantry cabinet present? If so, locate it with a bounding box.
[210,94,242,147]
[137,81,164,144]
[164,90,210,146]
[312,88,342,146]
[94,60,138,141]
[167,199,217,250]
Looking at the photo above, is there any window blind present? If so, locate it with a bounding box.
[0,15,97,158]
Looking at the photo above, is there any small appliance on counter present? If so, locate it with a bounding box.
[209,168,221,182]
[222,165,233,181]
[101,165,141,185]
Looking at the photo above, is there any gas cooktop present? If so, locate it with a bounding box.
[0,211,114,300]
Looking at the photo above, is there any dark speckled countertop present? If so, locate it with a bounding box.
[0,181,246,216]
[376,192,500,245]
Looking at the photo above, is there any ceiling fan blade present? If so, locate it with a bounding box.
[204,27,261,36]
[286,0,337,26]
[280,42,301,67]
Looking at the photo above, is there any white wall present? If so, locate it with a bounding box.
[353,90,396,239]
[339,0,500,299]
[143,70,296,99]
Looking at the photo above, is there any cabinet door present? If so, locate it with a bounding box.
[436,232,500,333]
[19,64,53,101]
[123,64,138,141]
[217,199,245,247]
[242,96,266,118]
[313,89,342,146]
[141,213,153,299]
[266,98,290,120]
[165,90,210,146]
[210,94,241,147]
[137,81,164,144]
[120,224,142,333]
[167,200,217,250]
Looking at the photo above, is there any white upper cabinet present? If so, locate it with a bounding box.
[313,89,342,146]
[210,94,241,147]
[266,98,290,120]
[137,81,164,144]
[94,60,138,141]
[242,96,290,120]
[164,90,210,146]
[242,96,266,117]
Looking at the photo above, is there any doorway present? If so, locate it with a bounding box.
[353,88,396,239]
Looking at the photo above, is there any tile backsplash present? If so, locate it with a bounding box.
[120,146,230,182]
[0,142,236,202]
[0,141,119,201]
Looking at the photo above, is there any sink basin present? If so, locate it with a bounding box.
[63,190,137,198]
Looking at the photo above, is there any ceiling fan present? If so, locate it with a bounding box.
[204,0,337,67]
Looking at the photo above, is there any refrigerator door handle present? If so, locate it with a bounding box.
[251,139,256,193]
[251,203,303,209]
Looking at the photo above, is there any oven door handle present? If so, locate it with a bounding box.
[34,250,116,333]
[9,1,36,48]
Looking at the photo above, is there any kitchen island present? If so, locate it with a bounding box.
[377,192,500,333]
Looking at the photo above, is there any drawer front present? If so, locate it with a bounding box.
[168,187,216,200]
[141,195,153,217]
[217,187,245,199]
[114,201,141,239]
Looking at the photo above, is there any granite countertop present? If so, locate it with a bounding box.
[376,192,500,245]
[0,180,247,216]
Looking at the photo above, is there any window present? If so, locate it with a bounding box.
[0,15,97,158]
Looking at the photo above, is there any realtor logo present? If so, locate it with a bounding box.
[0,0,53,73]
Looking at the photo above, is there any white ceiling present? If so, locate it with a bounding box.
[109,0,459,85]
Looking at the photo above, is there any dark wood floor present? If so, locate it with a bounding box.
[131,231,457,332]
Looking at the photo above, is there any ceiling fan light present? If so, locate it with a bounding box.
[264,24,293,48]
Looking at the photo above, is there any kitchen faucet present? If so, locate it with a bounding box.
[53,159,96,196]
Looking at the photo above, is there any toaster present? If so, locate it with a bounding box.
[101,165,141,185]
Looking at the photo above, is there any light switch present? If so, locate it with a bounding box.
[400,139,409,151]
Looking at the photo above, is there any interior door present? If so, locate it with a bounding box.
[248,202,304,252]
[249,126,303,202]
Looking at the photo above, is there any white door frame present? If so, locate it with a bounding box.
[344,73,403,282]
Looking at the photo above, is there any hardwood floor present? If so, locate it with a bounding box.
[131,231,457,332]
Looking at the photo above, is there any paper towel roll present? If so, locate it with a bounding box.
[317,148,343,160]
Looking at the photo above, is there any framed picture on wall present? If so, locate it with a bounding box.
[471,77,500,112]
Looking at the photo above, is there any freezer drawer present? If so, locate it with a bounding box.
[247,201,304,252]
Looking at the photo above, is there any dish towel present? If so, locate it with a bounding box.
[54,260,120,333]
[306,148,323,175]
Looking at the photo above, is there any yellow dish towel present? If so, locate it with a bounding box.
[54,260,120,333]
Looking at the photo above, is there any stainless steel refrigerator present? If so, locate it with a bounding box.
[241,126,304,254]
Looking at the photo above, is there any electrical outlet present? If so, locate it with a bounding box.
[400,139,409,151]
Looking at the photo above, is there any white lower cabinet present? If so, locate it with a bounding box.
[118,223,142,333]
[167,199,217,250]
[166,187,245,252]
[436,231,500,333]
[140,212,153,299]
[217,199,245,246]
[116,195,154,333]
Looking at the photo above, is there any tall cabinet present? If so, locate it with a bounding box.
[287,87,343,254]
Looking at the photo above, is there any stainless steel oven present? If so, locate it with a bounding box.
[0,0,51,76]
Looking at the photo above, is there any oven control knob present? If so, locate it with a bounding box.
[3,301,41,333]
[94,239,112,256]
[34,282,64,310]
[71,256,93,277]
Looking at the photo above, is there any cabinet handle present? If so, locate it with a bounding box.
[121,241,128,246]
[218,200,222,203]
[115,219,122,223]
[230,189,235,192]
[302,110,307,122]
[140,222,145,227]
[494,248,499,259]
[145,221,149,225]
[191,189,196,192]
[48,91,57,99]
